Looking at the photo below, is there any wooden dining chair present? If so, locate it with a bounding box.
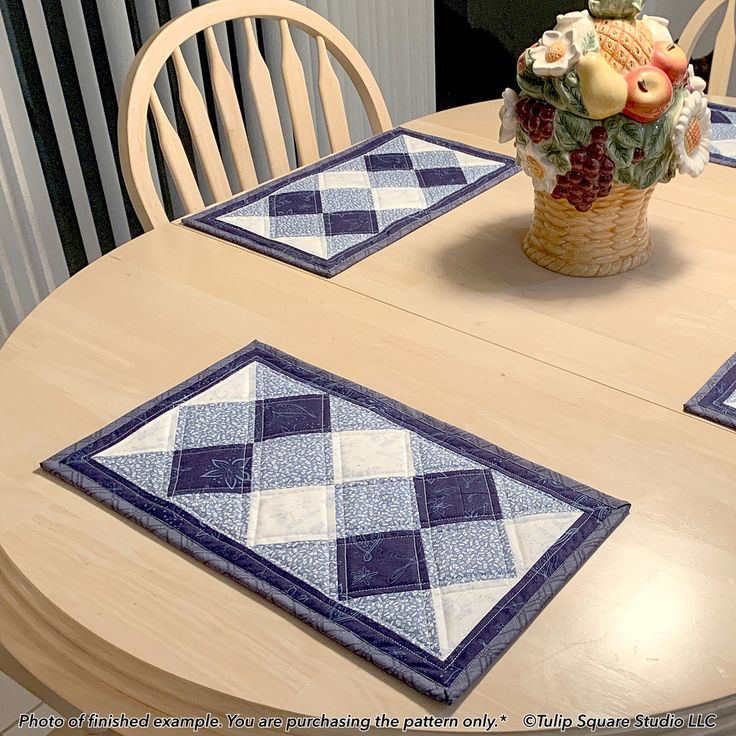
[679,0,736,96]
[118,0,392,230]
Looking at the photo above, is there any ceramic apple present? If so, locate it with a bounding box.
[623,66,673,122]
[650,41,688,84]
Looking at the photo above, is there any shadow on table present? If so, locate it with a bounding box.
[433,216,688,299]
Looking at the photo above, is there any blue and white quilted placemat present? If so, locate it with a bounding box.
[182,129,518,277]
[710,103,736,168]
[685,352,736,429]
[42,342,629,703]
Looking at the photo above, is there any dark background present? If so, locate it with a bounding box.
[435,0,598,110]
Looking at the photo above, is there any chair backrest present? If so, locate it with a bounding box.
[680,0,736,96]
[119,0,392,230]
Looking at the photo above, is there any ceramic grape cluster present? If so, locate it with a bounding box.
[499,0,712,212]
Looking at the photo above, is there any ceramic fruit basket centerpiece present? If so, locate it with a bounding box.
[499,0,712,277]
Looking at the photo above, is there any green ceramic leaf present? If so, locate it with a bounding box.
[588,0,644,20]
[517,70,545,100]
[641,115,672,158]
[541,138,571,173]
[516,125,530,147]
[618,120,645,149]
[554,111,593,150]
[616,148,673,189]
[552,74,588,117]
[580,30,600,53]
[607,136,635,168]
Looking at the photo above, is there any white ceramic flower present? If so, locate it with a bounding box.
[499,88,519,144]
[529,29,582,77]
[672,91,712,177]
[517,143,558,193]
[555,10,598,49]
[642,15,673,44]
[686,64,707,94]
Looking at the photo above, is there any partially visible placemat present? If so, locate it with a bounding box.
[710,103,736,169]
[183,128,518,277]
[42,341,629,703]
[685,352,736,429]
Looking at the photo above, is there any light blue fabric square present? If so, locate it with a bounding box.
[492,471,576,519]
[462,162,502,183]
[331,157,369,174]
[94,450,174,499]
[422,184,465,207]
[346,589,441,656]
[255,363,318,400]
[220,197,268,220]
[176,401,255,449]
[375,208,413,231]
[252,432,332,490]
[367,169,421,188]
[320,187,374,213]
[325,234,367,258]
[410,434,484,476]
[409,149,462,169]
[176,492,250,541]
[329,396,397,432]
[253,539,338,598]
[277,174,320,193]
[336,477,420,536]
[270,212,325,238]
[368,136,410,155]
[421,520,515,587]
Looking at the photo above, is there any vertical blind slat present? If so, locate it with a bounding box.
[24,0,102,264]
[79,0,143,239]
[0,0,88,275]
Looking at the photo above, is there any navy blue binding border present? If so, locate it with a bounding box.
[709,102,736,169]
[42,341,630,703]
[182,128,520,277]
[684,352,736,430]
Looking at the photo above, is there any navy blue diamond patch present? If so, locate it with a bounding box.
[256,394,330,441]
[337,530,430,599]
[414,470,500,527]
[169,444,253,495]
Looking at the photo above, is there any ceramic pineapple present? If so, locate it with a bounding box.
[500,0,712,277]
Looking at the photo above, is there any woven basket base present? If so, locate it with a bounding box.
[522,184,655,278]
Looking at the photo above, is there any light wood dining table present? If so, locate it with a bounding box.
[1,98,735,735]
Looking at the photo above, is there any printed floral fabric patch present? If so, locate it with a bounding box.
[183,129,519,276]
[42,342,630,703]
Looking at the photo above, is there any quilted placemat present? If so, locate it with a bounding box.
[710,102,736,168]
[42,342,629,703]
[182,129,518,277]
[685,352,736,429]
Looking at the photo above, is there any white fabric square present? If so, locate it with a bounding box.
[724,390,736,408]
[431,578,516,658]
[504,511,582,575]
[371,187,426,211]
[402,135,447,154]
[95,407,179,457]
[278,235,328,257]
[332,429,414,483]
[714,139,736,156]
[220,214,270,236]
[454,150,495,168]
[247,485,336,546]
[319,170,370,189]
[185,363,256,406]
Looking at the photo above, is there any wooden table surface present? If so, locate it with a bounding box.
[1,99,735,734]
